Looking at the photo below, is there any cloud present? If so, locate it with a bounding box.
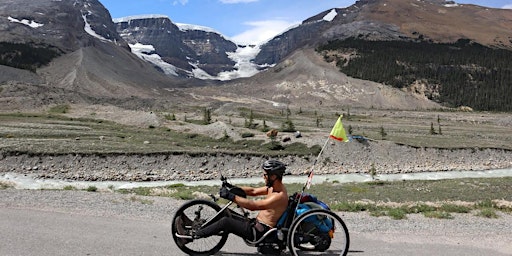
[231,20,298,45]
[219,0,258,3]
[503,4,512,9]
[173,0,189,5]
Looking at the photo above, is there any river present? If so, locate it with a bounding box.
[1,168,511,190]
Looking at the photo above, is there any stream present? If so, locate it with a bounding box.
[1,168,511,190]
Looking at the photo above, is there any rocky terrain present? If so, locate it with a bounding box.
[1,125,511,182]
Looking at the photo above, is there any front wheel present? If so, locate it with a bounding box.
[287,209,349,256]
[171,199,228,255]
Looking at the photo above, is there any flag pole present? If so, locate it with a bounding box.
[294,135,330,219]
[303,114,348,191]
[296,114,348,208]
[301,136,330,191]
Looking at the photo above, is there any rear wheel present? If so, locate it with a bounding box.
[172,200,228,255]
[287,209,349,256]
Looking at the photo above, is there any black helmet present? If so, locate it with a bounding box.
[262,159,286,177]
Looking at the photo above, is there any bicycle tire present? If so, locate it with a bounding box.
[172,199,229,255]
[287,209,350,256]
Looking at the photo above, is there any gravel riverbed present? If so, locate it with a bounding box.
[1,140,511,182]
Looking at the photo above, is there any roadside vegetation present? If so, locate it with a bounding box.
[115,177,512,220]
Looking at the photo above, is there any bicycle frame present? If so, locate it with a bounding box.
[197,199,287,247]
[173,173,350,256]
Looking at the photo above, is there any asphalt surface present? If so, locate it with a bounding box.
[1,207,510,256]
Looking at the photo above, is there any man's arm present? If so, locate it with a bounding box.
[240,186,268,196]
[233,189,281,211]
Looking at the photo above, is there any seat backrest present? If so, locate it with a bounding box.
[276,193,299,228]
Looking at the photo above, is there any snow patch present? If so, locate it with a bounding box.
[129,43,178,76]
[113,14,169,23]
[323,9,338,22]
[7,16,43,28]
[176,23,220,34]
[216,45,262,81]
[82,14,111,42]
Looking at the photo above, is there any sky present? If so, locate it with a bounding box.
[98,0,512,44]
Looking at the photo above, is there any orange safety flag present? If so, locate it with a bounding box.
[306,171,314,189]
[329,115,349,142]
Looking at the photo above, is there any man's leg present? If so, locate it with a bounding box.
[195,215,254,240]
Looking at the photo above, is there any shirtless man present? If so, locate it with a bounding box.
[187,159,289,242]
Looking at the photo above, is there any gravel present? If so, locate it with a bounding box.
[1,140,511,182]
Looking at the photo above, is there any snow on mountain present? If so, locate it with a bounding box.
[7,16,44,28]
[173,23,263,80]
[323,9,338,21]
[113,14,169,23]
[129,43,179,76]
[216,45,263,80]
[176,23,221,34]
[82,14,112,42]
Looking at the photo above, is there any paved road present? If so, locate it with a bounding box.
[1,208,510,256]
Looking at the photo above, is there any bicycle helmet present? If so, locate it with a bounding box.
[262,159,286,178]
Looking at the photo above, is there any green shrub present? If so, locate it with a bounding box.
[476,208,498,218]
[166,183,185,188]
[173,190,194,200]
[407,203,436,214]
[187,133,199,139]
[476,199,495,208]
[332,202,371,212]
[265,141,284,150]
[0,181,14,189]
[387,208,407,220]
[241,132,255,138]
[439,203,471,213]
[165,114,176,120]
[86,186,97,192]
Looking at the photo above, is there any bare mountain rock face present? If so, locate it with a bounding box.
[115,17,238,78]
[0,0,187,110]
[0,0,126,52]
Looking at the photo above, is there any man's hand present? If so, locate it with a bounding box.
[219,187,236,201]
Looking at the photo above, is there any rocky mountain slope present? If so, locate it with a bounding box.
[185,48,442,109]
[0,0,196,110]
[114,16,239,78]
[1,0,511,112]
[254,0,512,65]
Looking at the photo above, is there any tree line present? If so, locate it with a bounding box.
[0,42,61,72]
[317,38,512,111]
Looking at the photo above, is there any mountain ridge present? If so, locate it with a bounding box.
[0,0,511,111]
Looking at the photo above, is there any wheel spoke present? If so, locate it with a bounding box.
[288,209,350,256]
[172,200,229,255]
